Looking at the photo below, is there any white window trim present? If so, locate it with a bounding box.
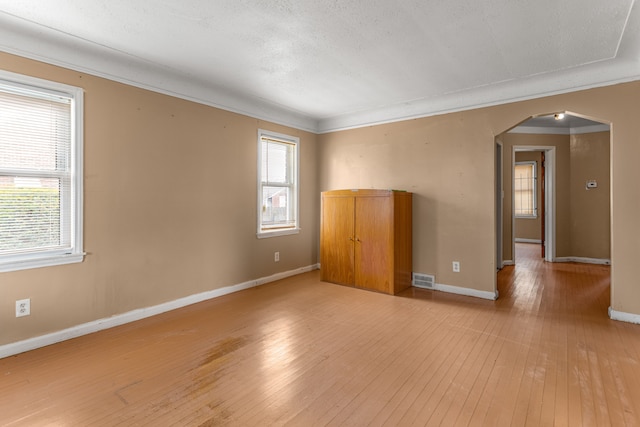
[0,70,84,272]
[514,160,537,219]
[257,129,300,239]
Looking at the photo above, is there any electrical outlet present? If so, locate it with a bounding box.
[452,261,460,273]
[274,251,280,262]
[16,299,30,317]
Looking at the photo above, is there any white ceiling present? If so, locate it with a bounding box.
[508,113,610,134]
[0,1,638,133]
[522,115,603,129]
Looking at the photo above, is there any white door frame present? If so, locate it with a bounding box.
[512,146,556,263]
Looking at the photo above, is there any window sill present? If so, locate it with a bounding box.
[0,252,85,273]
[257,228,301,239]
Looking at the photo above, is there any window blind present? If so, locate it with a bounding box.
[0,86,73,255]
[514,162,536,217]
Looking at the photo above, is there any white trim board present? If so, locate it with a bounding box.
[0,264,320,359]
[554,257,611,265]
[414,282,498,301]
[609,307,640,325]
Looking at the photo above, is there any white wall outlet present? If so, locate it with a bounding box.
[274,251,280,262]
[452,261,460,273]
[16,299,30,317]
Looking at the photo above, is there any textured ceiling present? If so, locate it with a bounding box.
[522,115,603,129]
[0,1,638,133]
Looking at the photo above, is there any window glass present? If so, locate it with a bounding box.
[514,162,537,218]
[0,72,83,272]
[257,130,299,237]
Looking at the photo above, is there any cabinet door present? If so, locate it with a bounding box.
[354,196,392,293]
[321,195,355,285]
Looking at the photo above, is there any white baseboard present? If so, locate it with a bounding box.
[419,282,498,301]
[554,257,611,265]
[502,260,514,266]
[609,307,640,324]
[515,238,542,244]
[0,264,320,359]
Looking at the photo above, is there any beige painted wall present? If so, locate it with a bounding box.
[318,84,639,316]
[514,151,543,241]
[0,52,319,346]
[570,131,611,259]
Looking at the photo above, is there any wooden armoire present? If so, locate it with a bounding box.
[320,189,412,295]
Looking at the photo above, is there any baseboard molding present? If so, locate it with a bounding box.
[515,238,542,244]
[554,257,611,265]
[0,263,320,359]
[502,260,515,266]
[420,282,499,301]
[609,307,640,324]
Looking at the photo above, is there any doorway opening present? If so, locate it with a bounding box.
[495,111,611,270]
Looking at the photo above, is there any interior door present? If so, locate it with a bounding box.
[320,195,355,285]
[354,195,392,293]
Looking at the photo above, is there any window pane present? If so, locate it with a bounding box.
[261,186,293,229]
[258,130,298,236]
[514,163,536,216]
[0,176,62,253]
[262,141,290,184]
[0,73,83,271]
[0,91,70,171]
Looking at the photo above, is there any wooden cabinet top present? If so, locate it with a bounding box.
[322,189,412,198]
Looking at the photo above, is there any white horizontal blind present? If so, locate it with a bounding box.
[0,86,72,255]
[514,162,537,217]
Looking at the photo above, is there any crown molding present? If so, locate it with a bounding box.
[0,12,319,133]
[1,9,638,135]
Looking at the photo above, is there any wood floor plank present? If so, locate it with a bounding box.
[1,243,640,426]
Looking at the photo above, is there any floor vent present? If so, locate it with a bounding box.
[413,273,435,289]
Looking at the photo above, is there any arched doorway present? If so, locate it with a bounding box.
[495,112,612,309]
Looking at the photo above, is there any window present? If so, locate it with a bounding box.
[257,129,299,238]
[0,71,84,272]
[514,161,537,218]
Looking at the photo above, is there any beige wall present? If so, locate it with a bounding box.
[570,131,611,259]
[514,151,543,242]
[0,52,319,346]
[318,85,639,316]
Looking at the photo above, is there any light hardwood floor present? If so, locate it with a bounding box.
[1,243,638,426]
